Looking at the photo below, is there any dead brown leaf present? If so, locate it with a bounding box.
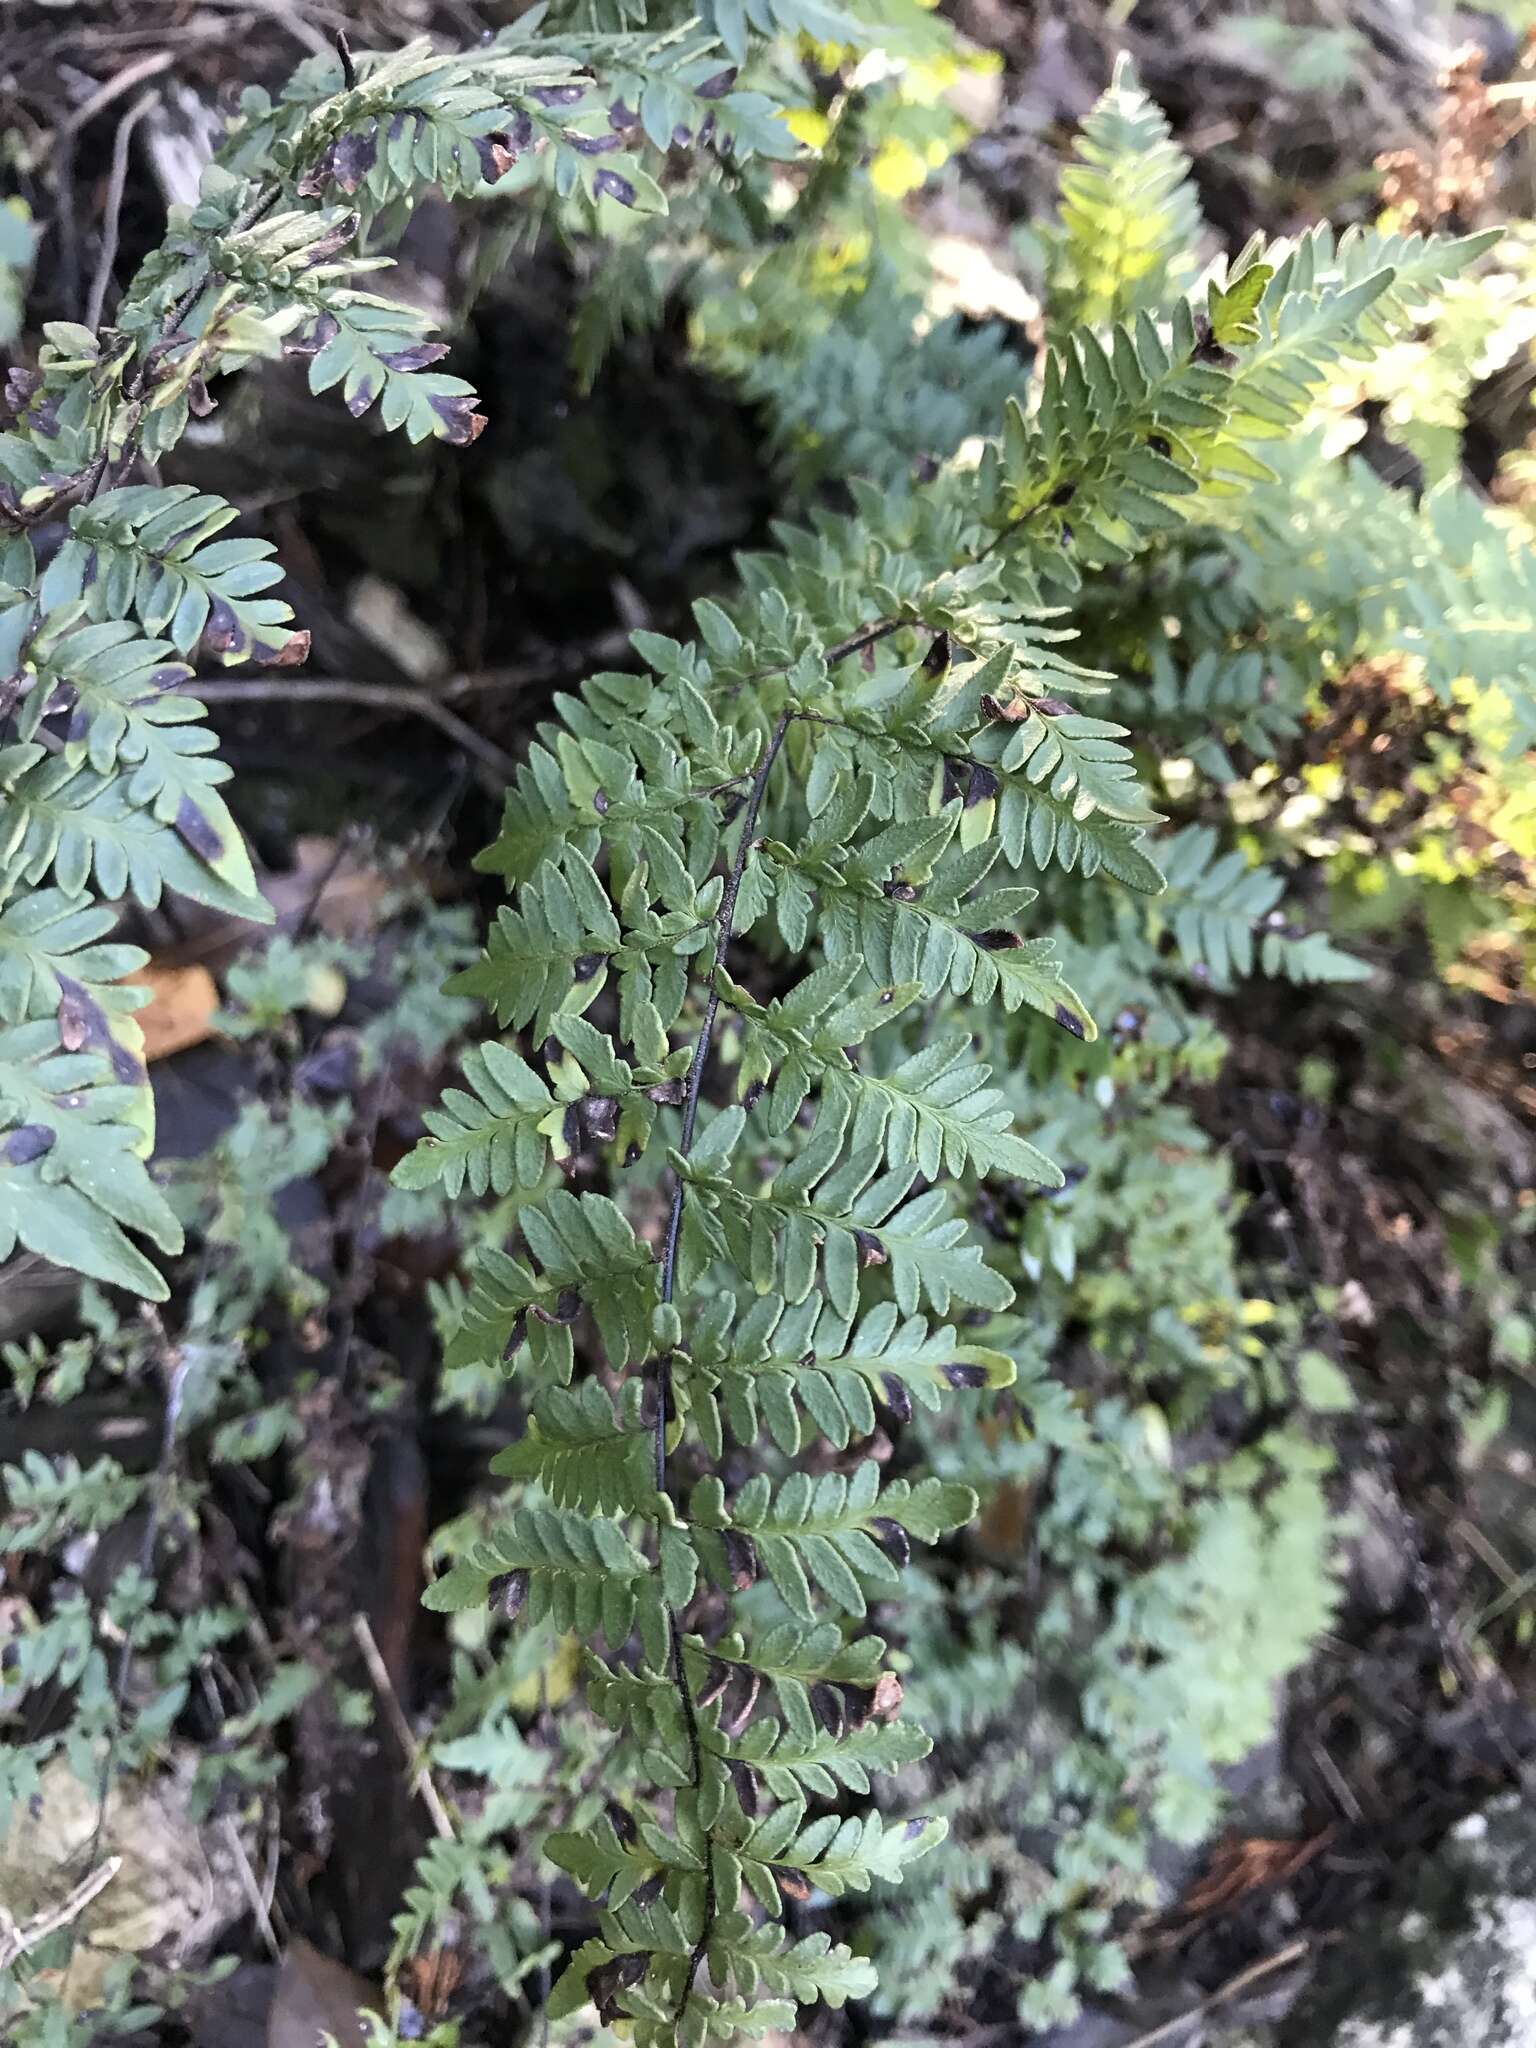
[125,963,220,1061]
[266,1939,381,2048]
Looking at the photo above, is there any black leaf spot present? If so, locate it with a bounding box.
[606,1800,637,1847]
[174,795,224,863]
[594,170,636,207]
[377,342,450,373]
[488,1568,527,1622]
[870,1516,911,1567]
[719,1663,761,1737]
[582,1096,619,1144]
[1054,1002,1087,1039]
[56,979,102,1052]
[4,1124,55,1166]
[811,1682,847,1739]
[855,1229,889,1269]
[727,1758,758,1818]
[696,1657,732,1709]
[965,763,1000,808]
[203,598,250,659]
[474,133,519,182]
[345,373,382,419]
[721,1529,758,1592]
[331,129,378,194]
[879,1373,912,1425]
[427,392,488,445]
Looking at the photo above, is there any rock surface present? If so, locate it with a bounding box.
[1288,1796,1536,2046]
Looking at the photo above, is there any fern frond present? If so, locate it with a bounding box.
[689,1462,975,1622]
[492,1379,656,1514]
[681,1293,1014,1457]
[421,1503,656,1649]
[0,888,144,1024]
[759,803,1098,1038]
[0,1018,180,1296]
[1045,55,1202,333]
[679,1101,1014,1321]
[447,1189,659,1374]
[1154,825,1370,985]
[40,486,297,663]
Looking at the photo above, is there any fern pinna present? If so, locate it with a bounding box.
[401,173,1488,2036]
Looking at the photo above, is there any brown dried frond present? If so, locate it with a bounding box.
[1377,42,1533,229]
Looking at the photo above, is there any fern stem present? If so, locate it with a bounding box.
[655,626,902,2013]
[658,706,795,1313]
[653,705,792,2015]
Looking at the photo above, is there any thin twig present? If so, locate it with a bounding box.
[219,1813,281,1961]
[823,616,904,665]
[0,1858,123,1969]
[1119,1938,1311,2048]
[190,677,518,785]
[87,89,162,332]
[440,636,633,697]
[61,52,177,137]
[351,1613,457,1843]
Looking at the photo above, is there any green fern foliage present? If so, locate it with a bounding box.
[0,13,789,1298]
[395,70,1498,2026]
[1043,53,1203,333]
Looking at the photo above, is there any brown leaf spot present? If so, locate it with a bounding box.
[870,1670,905,1721]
